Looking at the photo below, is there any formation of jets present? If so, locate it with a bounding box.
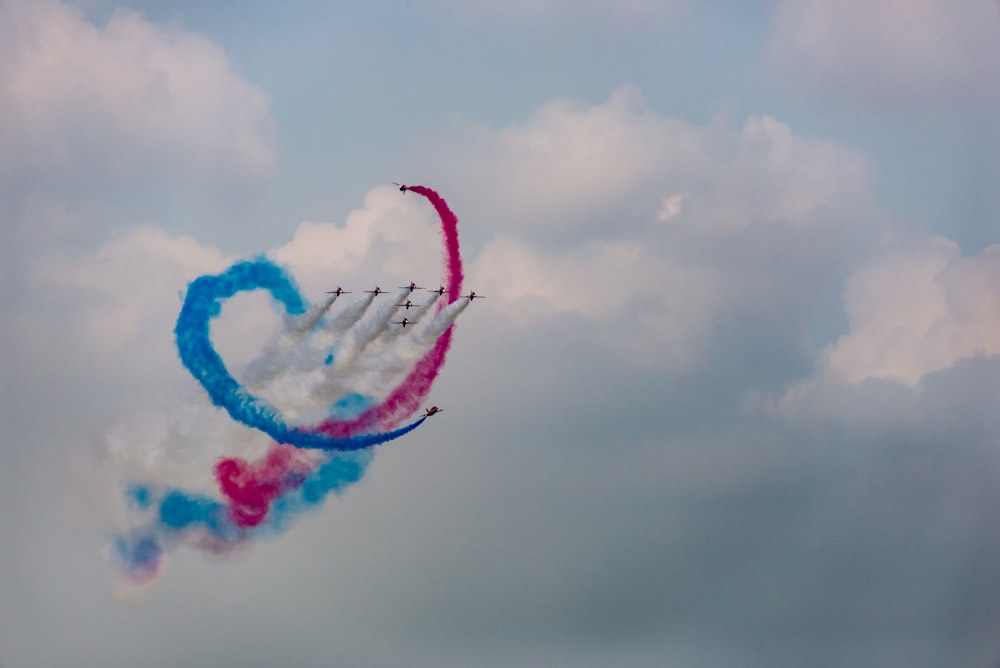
[318,181,488,424]
[331,283,484,303]
[319,282,461,419]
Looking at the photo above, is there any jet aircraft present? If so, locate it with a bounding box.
[365,286,386,296]
[400,281,424,293]
[461,291,486,301]
[397,299,418,310]
[325,286,351,296]
[423,406,443,417]
[393,318,417,327]
[393,182,409,193]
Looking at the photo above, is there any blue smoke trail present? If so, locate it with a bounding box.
[174,258,424,451]
[111,399,389,582]
[111,185,465,588]
[112,452,374,580]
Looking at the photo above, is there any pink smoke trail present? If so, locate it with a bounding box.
[314,185,463,438]
[215,444,314,528]
[209,186,462,526]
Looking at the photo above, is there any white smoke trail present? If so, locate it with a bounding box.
[243,294,340,388]
[241,291,381,410]
[99,401,279,492]
[338,298,471,399]
[286,293,339,338]
[103,185,469,595]
[236,289,461,420]
[379,292,440,344]
[322,292,378,336]
[328,288,409,375]
[102,289,470,483]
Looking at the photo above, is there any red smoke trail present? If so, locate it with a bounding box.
[215,444,313,528]
[410,185,464,311]
[213,186,463,526]
[315,185,463,437]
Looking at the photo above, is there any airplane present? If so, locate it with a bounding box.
[325,286,351,296]
[396,299,418,310]
[393,318,417,327]
[365,286,386,296]
[400,281,424,293]
[393,182,409,193]
[423,406,443,417]
[429,286,448,296]
[461,291,486,301]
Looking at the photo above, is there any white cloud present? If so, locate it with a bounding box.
[28,226,232,375]
[822,236,1000,386]
[270,186,444,296]
[0,0,276,183]
[769,0,1000,99]
[470,236,720,370]
[447,87,872,236]
[718,114,871,227]
[448,89,875,369]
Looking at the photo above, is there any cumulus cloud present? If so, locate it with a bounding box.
[821,237,1000,386]
[0,0,277,277]
[774,232,1000,437]
[449,87,872,236]
[271,186,444,296]
[0,0,276,182]
[768,0,1000,100]
[3,228,233,419]
[0,0,285,461]
[35,227,230,352]
[470,236,720,370]
[453,88,875,368]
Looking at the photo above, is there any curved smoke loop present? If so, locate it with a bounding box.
[107,186,464,589]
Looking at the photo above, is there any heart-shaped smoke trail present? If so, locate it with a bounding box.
[108,186,466,591]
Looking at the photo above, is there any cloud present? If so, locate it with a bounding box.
[0,228,233,434]
[4,45,998,664]
[820,236,1000,386]
[470,236,720,370]
[0,0,275,183]
[447,87,872,237]
[35,227,230,353]
[0,0,277,278]
[773,231,1000,448]
[450,88,875,369]
[441,97,1000,668]
[768,0,1000,101]
[270,186,444,295]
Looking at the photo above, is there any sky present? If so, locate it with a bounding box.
[1,0,999,666]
